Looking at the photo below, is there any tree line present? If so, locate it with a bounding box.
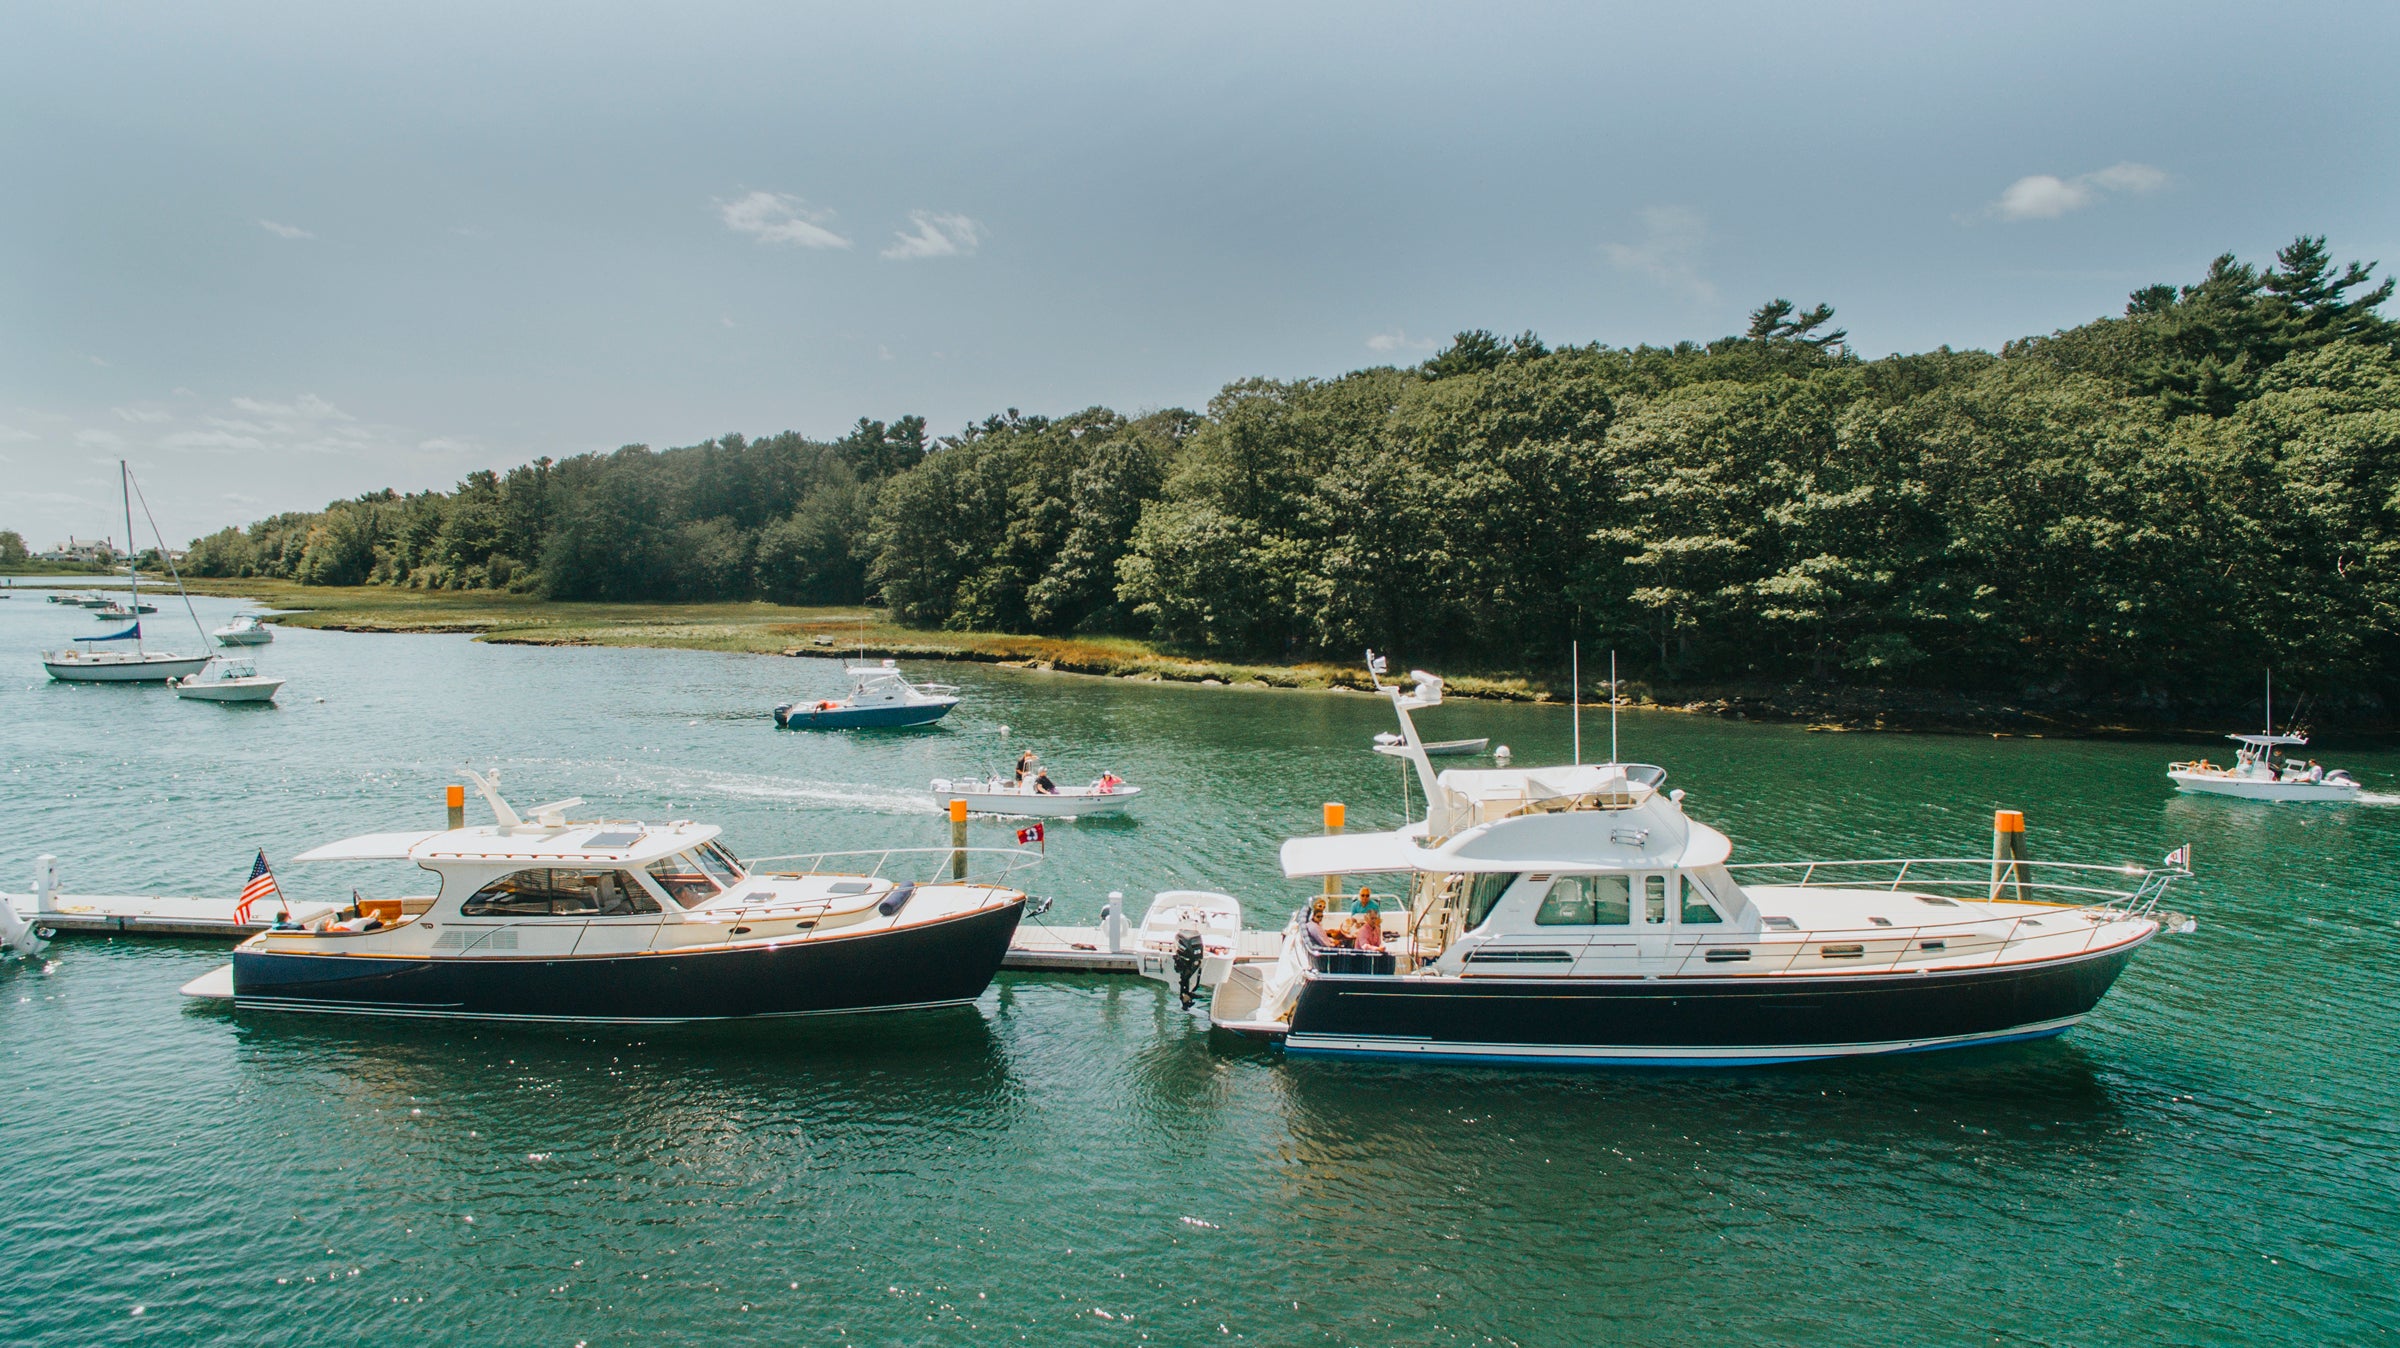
[180,236,2400,703]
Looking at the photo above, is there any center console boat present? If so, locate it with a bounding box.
[190,772,1032,1023]
[1211,657,2194,1067]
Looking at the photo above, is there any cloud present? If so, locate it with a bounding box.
[1602,206,1716,302]
[416,436,476,453]
[113,406,172,424]
[717,191,850,248]
[1989,162,2167,221]
[1365,328,1439,353]
[158,393,384,457]
[258,219,314,240]
[881,211,982,260]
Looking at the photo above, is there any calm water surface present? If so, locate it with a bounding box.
[2,593,2395,1345]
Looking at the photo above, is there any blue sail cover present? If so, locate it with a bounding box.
[79,623,139,642]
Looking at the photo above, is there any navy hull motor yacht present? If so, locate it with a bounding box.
[1210,659,2194,1067]
[187,771,1031,1023]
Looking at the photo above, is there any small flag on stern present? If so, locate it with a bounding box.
[1015,823,1045,846]
[2163,844,2191,870]
[235,850,281,923]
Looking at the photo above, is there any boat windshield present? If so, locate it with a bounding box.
[646,853,723,909]
[694,841,744,887]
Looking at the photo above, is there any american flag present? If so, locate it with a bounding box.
[235,850,280,923]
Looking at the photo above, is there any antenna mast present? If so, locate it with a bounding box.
[1571,642,1581,766]
[1610,650,1619,765]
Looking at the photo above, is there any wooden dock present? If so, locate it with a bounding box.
[2,891,339,938]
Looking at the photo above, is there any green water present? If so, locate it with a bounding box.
[3,595,2396,1345]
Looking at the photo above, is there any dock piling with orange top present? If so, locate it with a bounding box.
[950,798,970,879]
[446,785,466,830]
[1322,802,1345,897]
[1990,809,2027,901]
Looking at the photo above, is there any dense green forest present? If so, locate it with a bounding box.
[179,237,2400,705]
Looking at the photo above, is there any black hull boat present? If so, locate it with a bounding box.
[232,898,1024,1023]
[1210,657,2193,1070]
[188,770,1040,1027]
[1273,939,2144,1066]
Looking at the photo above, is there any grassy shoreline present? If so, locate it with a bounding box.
[23,578,2315,741]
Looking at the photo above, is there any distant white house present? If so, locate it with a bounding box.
[36,536,116,564]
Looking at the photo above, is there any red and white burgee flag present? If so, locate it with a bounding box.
[2163,844,2191,871]
[235,849,280,923]
[1015,823,1045,846]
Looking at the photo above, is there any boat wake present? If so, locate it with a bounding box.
[2349,791,2400,806]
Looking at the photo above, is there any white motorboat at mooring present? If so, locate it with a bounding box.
[174,659,285,704]
[929,771,1141,818]
[774,660,960,729]
[212,613,275,646]
[1208,654,2195,1067]
[2168,675,2359,801]
[184,770,1034,1022]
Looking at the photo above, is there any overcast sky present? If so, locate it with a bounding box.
[6,1,2397,548]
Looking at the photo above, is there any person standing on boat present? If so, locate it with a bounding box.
[1014,750,1038,787]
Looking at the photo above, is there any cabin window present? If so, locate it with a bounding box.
[646,854,722,909]
[1536,875,1631,926]
[461,868,659,918]
[1681,888,1724,924]
[1461,873,1520,930]
[1643,875,1669,925]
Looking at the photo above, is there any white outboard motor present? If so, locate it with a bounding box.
[1,855,56,958]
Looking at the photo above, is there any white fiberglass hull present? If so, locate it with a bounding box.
[214,629,272,646]
[43,652,212,683]
[176,676,285,703]
[2168,769,2359,802]
[931,784,1142,817]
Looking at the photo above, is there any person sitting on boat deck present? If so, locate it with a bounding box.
[1350,888,1385,951]
[1032,768,1058,795]
[2308,759,2325,782]
[1303,898,1351,949]
[269,910,303,930]
[1095,771,1124,794]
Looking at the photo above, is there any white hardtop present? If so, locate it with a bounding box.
[1282,790,1731,878]
[293,820,721,867]
[2228,733,2308,747]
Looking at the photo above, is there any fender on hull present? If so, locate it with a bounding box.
[232,899,1023,1023]
[1282,940,2145,1067]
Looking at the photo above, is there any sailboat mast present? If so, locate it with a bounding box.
[1572,642,1581,766]
[121,460,141,655]
[2266,670,2273,737]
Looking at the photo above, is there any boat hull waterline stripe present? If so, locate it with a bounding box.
[1283,1017,2084,1066]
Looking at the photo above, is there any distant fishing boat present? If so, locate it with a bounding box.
[1374,732,1487,757]
[774,660,959,729]
[212,613,274,646]
[174,658,285,704]
[2169,674,2359,802]
[93,600,158,618]
[929,772,1142,818]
